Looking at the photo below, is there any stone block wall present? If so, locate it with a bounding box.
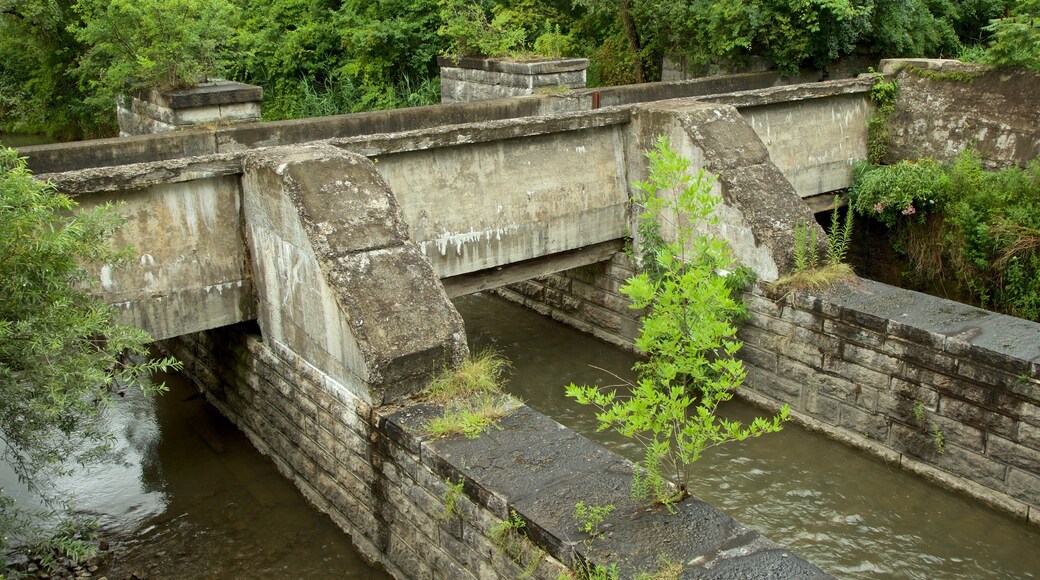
[737,279,1040,524]
[117,80,262,136]
[163,323,825,579]
[498,256,1040,525]
[162,326,571,579]
[494,252,641,349]
[439,56,588,103]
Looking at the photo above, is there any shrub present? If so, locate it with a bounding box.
[850,150,1040,321]
[566,136,787,505]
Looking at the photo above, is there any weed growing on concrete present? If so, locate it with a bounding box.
[933,428,946,455]
[492,509,545,577]
[773,196,855,292]
[566,136,788,506]
[634,554,683,580]
[573,502,615,537]
[424,350,516,439]
[912,400,926,424]
[439,479,465,521]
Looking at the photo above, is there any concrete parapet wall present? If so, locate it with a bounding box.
[738,278,1040,524]
[163,323,826,579]
[352,114,630,279]
[75,173,254,341]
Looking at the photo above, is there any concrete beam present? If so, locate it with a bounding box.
[441,240,624,298]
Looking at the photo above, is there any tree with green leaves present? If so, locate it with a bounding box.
[0,147,178,562]
[984,0,1040,70]
[566,136,788,505]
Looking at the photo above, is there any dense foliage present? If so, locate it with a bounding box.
[851,150,1040,321]
[0,147,177,558]
[567,137,787,505]
[0,0,1034,139]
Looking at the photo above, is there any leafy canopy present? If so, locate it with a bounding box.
[0,147,177,553]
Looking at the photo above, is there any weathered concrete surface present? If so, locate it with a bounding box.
[18,73,867,174]
[118,80,263,136]
[379,402,829,578]
[881,59,1040,167]
[440,56,589,103]
[357,115,630,279]
[242,143,467,404]
[701,80,873,197]
[75,174,254,341]
[628,100,825,280]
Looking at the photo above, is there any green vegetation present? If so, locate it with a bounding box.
[773,196,855,292]
[572,501,615,537]
[566,136,788,507]
[850,150,1040,322]
[439,478,465,521]
[984,0,1040,70]
[866,72,897,165]
[492,509,545,578]
[1,0,1031,140]
[0,147,179,566]
[424,350,515,439]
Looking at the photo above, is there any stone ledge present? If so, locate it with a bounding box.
[153,80,264,109]
[376,401,829,578]
[437,56,589,75]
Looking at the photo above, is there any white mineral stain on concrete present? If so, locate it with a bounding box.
[420,225,520,257]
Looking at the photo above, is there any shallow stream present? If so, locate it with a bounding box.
[6,293,1038,578]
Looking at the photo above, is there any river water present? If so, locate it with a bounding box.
[456,293,1040,579]
[7,293,1038,578]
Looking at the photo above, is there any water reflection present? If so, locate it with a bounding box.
[0,369,388,578]
[455,292,1040,580]
[96,374,388,579]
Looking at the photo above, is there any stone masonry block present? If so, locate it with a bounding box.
[841,343,904,375]
[739,343,778,374]
[744,365,803,403]
[838,404,889,441]
[804,387,841,424]
[839,305,890,333]
[781,303,825,331]
[883,338,958,375]
[823,355,891,391]
[1007,468,1040,506]
[1019,421,1040,450]
[940,443,1009,492]
[927,413,985,453]
[742,292,784,317]
[987,434,1040,473]
[944,337,1033,377]
[823,318,885,349]
[959,361,1033,400]
[938,396,1016,439]
[887,319,947,350]
[889,421,944,464]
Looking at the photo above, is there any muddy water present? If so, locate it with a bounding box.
[0,373,389,579]
[455,292,1040,579]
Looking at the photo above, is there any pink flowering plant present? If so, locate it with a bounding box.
[849,158,950,227]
